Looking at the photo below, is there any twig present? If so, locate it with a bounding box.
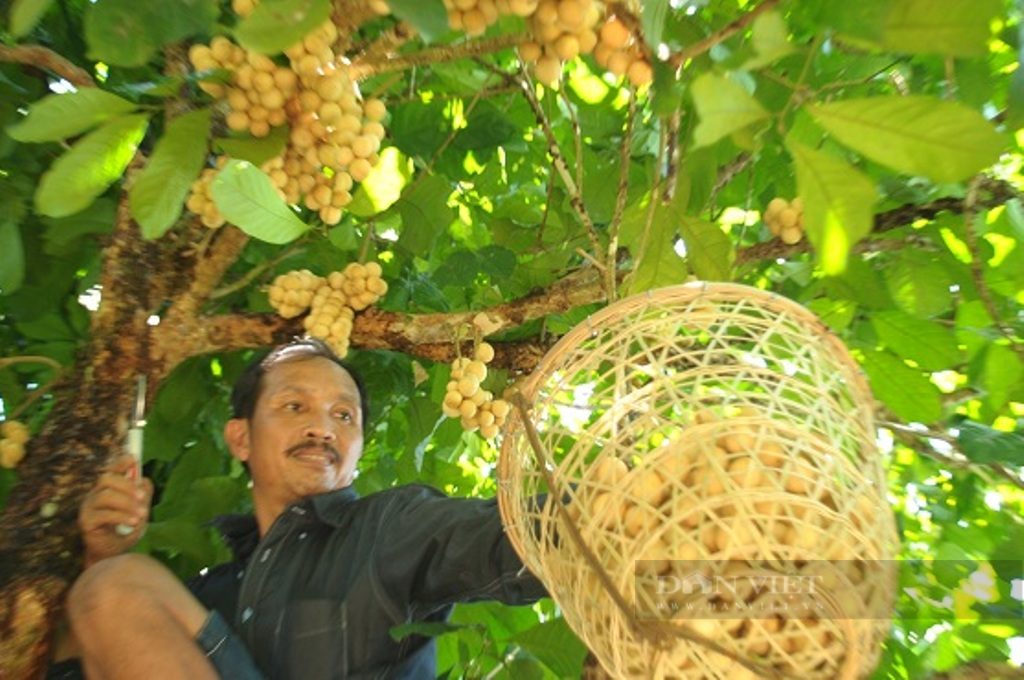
[963,176,1023,359]
[514,65,605,292]
[666,0,783,69]
[605,89,637,303]
[0,357,64,422]
[0,44,94,88]
[211,243,306,299]
[349,34,521,80]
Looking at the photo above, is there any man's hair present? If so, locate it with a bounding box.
[230,337,370,431]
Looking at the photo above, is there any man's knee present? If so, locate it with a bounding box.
[68,554,207,636]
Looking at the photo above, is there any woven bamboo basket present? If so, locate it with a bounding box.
[497,282,899,680]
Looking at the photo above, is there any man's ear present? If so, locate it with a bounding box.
[224,418,251,463]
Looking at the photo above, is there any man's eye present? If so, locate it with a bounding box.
[334,411,352,422]
[284,402,303,411]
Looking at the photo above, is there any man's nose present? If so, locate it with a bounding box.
[304,413,337,440]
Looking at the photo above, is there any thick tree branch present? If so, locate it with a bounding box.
[0,44,94,88]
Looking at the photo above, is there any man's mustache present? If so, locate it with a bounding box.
[286,441,340,461]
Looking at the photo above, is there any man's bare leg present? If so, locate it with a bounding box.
[67,553,218,680]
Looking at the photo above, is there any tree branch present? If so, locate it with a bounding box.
[0,44,94,88]
[349,34,520,80]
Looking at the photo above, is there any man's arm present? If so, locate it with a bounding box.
[376,485,548,612]
[77,453,154,568]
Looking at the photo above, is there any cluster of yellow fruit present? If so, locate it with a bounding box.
[441,342,512,439]
[0,420,30,469]
[562,405,878,678]
[518,0,601,85]
[764,196,805,245]
[444,0,537,36]
[267,262,388,357]
[185,1,389,227]
[591,14,653,87]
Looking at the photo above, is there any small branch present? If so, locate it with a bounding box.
[0,44,94,88]
[963,177,1023,359]
[514,65,605,291]
[667,0,783,69]
[606,89,637,302]
[349,34,520,80]
[0,357,63,422]
[882,420,1024,492]
[211,244,306,299]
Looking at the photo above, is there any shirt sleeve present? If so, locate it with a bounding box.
[373,485,549,614]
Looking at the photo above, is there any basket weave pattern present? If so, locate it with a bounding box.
[498,283,899,679]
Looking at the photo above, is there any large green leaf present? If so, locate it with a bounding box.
[10,0,56,37]
[130,108,212,239]
[807,96,1004,183]
[882,249,954,318]
[511,617,588,678]
[210,160,310,244]
[691,73,769,149]
[234,0,332,55]
[787,140,877,275]
[980,343,1022,413]
[395,175,455,255]
[860,349,942,423]
[680,217,732,282]
[871,310,961,371]
[743,9,795,70]
[883,0,999,57]
[387,0,450,43]
[35,113,150,218]
[85,0,219,67]
[7,89,139,143]
[0,221,25,294]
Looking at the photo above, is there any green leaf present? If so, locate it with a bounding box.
[387,0,450,43]
[234,0,332,55]
[511,617,588,678]
[348,147,410,217]
[787,140,877,275]
[35,113,150,218]
[680,217,732,281]
[210,160,310,244]
[396,175,455,255]
[131,109,212,239]
[213,125,289,166]
[883,0,999,57]
[871,310,961,371]
[860,350,942,423]
[640,0,669,52]
[980,343,1022,412]
[882,249,953,318]
[6,89,139,143]
[807,96,1004,183]
[85,0,219,66]
[691,73,769,149]
[10,0,56,37]
[627,237,688,294]
[0,221,25,294]
[743,9,795,70]
[958,421,1024,466]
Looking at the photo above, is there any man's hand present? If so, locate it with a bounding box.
[79,453,154,568]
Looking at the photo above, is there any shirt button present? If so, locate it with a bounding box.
[260,549,271,562]
[236,570,244,580]
[241,607,253,623]
[299,532,307,540]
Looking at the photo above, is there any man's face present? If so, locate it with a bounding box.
[225,356,364,518]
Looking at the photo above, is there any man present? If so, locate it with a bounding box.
[58,337,546,679]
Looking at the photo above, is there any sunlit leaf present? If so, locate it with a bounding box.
[871,311,961,371]
[807,96,1004,183]
[35,113,150,218]
[210,159,310,244]
[691,73,769,149]
[395,175,455,255]
[511,617,588,678]
[131,108,212,239]
[883,0,999,57]
[234,0,332,54]
[788,140,877,275]
[743,9,794,69]
[640,0,669,52]
[7,89,139,142]
[860,350,942,423]
[84,0,219,66]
